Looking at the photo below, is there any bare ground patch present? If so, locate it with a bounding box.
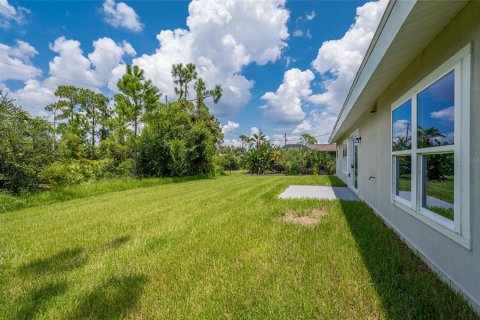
[281,208,327,226]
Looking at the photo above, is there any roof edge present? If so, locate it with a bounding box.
[328,0,400,143]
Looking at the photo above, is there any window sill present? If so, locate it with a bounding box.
[391,197,471,250]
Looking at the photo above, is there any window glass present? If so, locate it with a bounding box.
[394,155,411,202]
[417,71,455,148]
[392,100,412,151]
[421,153,454,220]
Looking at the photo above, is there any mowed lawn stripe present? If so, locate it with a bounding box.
[0,174,477,319]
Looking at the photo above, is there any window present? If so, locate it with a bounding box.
[391,45,471,248]
[342,140,348,173]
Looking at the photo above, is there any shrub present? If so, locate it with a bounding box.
[38,159,118,187]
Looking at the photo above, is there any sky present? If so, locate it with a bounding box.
[0,0,388,144]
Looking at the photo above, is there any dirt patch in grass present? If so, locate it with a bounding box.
[282,208,327,226]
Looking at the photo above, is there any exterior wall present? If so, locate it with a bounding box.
[335,2,480,312]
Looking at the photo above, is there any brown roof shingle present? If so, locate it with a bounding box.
[306,144,336,152]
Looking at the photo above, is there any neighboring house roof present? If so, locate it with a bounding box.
[307,144,336,152]
[329,0,468,143]
[283,144,305,150]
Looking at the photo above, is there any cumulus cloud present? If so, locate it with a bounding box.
[261,68,314,124]
[0,40,41,81]
[430,106,454,123]
[131,0,289,116]
[250,127,260,136]
[102,0,143,32]
[310,0,387,113]
[263,0,387,143]
[0,0,29,28]
[222,120,240,134]
[8,37,135,114]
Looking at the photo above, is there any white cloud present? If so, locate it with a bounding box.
[430,106,454,123]
[264,0,387,144]
[8,37,135,114]
[293,30,303,37]
[0,40,41,81]
[306,11,316,21]
[261,68,314,124]
[293,110,338,143]
[222,120,240,134]
[292,120,312,134]
[102,0,143,32]
[250,127,260,136]
[131,0,289,116]
[310,0,387,113]
[392,119,411,139]
[0,0,29,28]
[222,138,242,147]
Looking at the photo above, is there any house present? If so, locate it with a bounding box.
[330,0,480,313]
[282,143,305,150]
[306,144,336,157]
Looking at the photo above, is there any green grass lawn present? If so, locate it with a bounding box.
[0,174,477,319]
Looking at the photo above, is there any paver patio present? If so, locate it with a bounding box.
[279,185,359,201]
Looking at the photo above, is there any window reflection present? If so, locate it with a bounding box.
[417,71,455,148]
[392,100,412,151]
[394,155,411,202]
[421,153,454,220]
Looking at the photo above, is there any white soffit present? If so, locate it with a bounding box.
[330,0,468,143]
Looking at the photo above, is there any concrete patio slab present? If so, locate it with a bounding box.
[279,185,359,201]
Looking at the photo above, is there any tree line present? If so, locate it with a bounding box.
[0,63,223,193]
[216,131,335,175]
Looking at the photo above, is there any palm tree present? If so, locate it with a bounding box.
[392,136,411,151]
[417,126,445,148]
[249,131,267,149]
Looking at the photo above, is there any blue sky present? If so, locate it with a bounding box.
[0,0,388,144]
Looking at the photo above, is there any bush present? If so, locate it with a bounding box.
[38,159,119,186]
[242,143,274,174]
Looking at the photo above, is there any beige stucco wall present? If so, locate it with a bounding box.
[335,1,480,312]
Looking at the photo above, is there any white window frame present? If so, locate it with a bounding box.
[390,44,471,249]
[342,140,348,175]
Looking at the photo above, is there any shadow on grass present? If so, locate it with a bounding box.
[68,274,147,320]
[14,281,68,320]
[339,200,478,319]
[20,247,87,275]
[325,175,347,187]
[105,235,131,250]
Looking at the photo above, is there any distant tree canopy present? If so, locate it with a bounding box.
[0,63,223,193]
[300,133,317,145]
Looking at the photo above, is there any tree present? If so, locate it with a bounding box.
[115,65,162,176]
[77,88,110,159]
[138,100,218,177]
[239,134,249,151]
[0,90,56,192]
[242,142,274,175]
[172,63,197,101]
[300,133,317,145]
[54,85,79,123]
[194,78,222,110]
[417,126,445,148]
[249,131,267,149]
